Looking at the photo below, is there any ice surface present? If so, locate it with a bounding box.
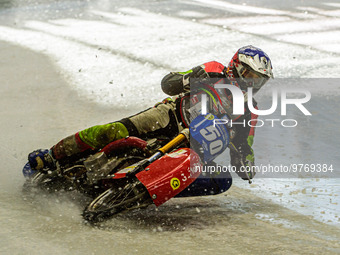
[0,0,339,253]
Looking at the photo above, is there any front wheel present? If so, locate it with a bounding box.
[82,179,152,223]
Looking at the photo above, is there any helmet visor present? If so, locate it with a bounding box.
[240,67,269,90]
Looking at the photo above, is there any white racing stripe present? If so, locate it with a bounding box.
[234,18,340,35]
[274,31,340,53]
[0,8,245,106]
[323,2,340,8]
[194,1,340,55]
[202,16,291,27]
[0,1,338,109]
[188,0,288,15]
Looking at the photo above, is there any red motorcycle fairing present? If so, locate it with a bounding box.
[100,136,147,155]
[135,148,202,207]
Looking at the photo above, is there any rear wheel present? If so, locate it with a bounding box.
[82,179,152,223]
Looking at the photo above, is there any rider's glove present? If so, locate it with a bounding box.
[28,149,56,171]
[161,97,174,104]
[183,65,210,86]
[154,97,174,108]
[191,65,210,79]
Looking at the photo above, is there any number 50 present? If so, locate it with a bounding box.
[199,126,224,155]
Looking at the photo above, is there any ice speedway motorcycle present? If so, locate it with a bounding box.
[23,114,235,223]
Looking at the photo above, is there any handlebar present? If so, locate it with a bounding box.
[127,129,190,176]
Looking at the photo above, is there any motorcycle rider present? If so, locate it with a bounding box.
[25,45,273,196]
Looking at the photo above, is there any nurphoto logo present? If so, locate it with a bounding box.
[200,84,312,128]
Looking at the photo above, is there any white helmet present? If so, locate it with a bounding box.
[227,45,273,92]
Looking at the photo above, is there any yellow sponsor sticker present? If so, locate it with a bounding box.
[204,113,214,120]
[170,177,180,190]
[167,149,187,158]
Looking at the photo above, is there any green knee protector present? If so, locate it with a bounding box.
[78,122,129,149]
